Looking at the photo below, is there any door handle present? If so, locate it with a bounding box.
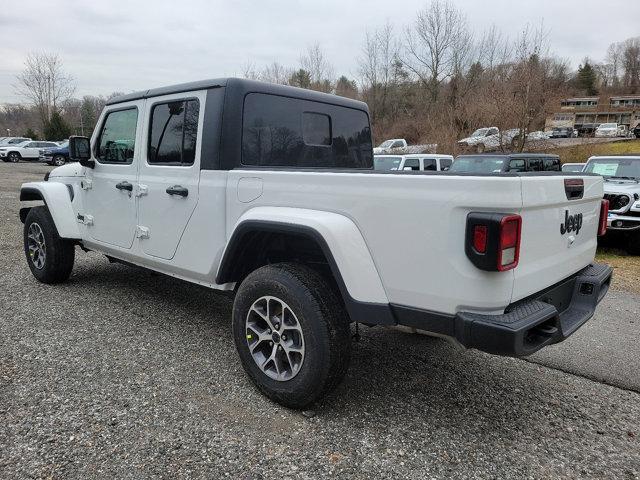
[166,185,188,197]
[115,181,133,192]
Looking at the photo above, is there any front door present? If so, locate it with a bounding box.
[83,104,142,248]
[22,142,41,159]
[137,92,203,260]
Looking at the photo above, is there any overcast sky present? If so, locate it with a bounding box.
[1,0,639,104]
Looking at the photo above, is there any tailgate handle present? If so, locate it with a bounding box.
[564,179,584,200]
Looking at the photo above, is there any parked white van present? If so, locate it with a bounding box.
[374,154,454,172]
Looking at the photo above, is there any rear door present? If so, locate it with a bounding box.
[421,157,437,171]
[511,175,603,302]
[137,91,204,260]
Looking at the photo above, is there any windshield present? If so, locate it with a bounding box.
[599,123,616,129]
[378,140,394,148]
[374,156,402,171]
[584,158,640,179]
[449,156,506,173]
[58,140,69,148]
[470,128,489,138]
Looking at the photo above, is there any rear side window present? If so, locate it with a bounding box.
[242,93,372,168]
[508,159,525,172]
[403,158,420,171]
[422,158,437,171]
[148,99,200,165]
[97,108,138,164]
[528,158,543,171]
[543,158,560,171]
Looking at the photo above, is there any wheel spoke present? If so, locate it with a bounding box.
[246,295,305,382]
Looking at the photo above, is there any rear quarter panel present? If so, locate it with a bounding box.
[225,171,524,315]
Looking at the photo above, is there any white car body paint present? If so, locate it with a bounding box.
[21,84,606,322]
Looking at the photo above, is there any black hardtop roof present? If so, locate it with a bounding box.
[456,152,560,159]
[106,77,369,111]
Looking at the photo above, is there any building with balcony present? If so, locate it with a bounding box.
[546,94,640,134]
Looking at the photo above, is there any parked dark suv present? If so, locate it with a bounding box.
[39,140,69,166]
[449,153,561,174]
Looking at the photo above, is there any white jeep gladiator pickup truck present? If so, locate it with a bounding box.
[584,155,640,254]
[20,78,612,408]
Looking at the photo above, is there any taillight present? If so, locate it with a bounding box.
[598,199,609,236]
[465,213,522,272]
[497,215,522,271]
[473,225,488,253]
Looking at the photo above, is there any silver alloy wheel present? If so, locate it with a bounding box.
[245,295,305,381]
[9,153,19,163]
[53,155,65,166]
[27,223,46,269]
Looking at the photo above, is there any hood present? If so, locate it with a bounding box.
[49,162,84,178]
[603,180,640,194]
[458,136,483,145]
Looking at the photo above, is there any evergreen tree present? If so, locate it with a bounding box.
[576,61,598,95]
[22,128,39,140]
[288,69,312,89]
[43,111,72,141]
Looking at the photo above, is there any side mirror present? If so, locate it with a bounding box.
[69,136,94,168]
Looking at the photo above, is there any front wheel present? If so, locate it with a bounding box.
[8,152,20,163]
[232,263,351,409]
[23,206,75,283]
[53,155,66,166]
[627,232,640,255]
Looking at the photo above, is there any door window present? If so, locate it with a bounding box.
[96,108,138,164]
[403,158,420,171]
[148,99,200,165]
[508,159,526,172]
[422,158,437,171]
[528,158,543,171]
[543,158,560,171]
[439,158,452,170]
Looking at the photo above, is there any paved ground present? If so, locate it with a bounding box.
[1,162,639,479]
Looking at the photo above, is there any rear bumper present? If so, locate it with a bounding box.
[454,263,612,356]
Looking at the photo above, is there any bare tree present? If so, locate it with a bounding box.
[358,22,401,122]
[300,44,334,92]
[621,37,640,92]
[403,0,471,100]
[15,52,75,128]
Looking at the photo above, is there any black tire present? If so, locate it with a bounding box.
[232,263,351,409]
[8,152,20,163]
[53,155,66,166]
[627,232,640,255]
[23,206,75,284]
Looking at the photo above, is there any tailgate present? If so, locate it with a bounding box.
[511,175,603,303]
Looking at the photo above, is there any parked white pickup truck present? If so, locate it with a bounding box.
[19,78,612,408]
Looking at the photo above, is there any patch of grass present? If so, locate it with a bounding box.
[595,247,640,295]
[552,139,640,164]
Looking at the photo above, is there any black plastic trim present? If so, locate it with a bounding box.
[392,262,613,357]
[200,87,225,170]
[19,187,44,202]
[216,220,395,326]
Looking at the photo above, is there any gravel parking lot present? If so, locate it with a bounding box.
[1,162,639,479]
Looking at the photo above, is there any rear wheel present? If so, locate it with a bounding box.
[232,263,351,409]
[23,206,75,283]
[8,152,20,163]
[53,155,66,166]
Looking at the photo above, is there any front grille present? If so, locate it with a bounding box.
[604,193,632,212]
